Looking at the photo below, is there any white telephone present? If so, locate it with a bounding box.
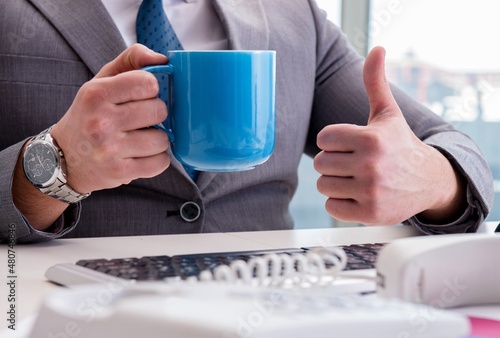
[28,281,469,338]
[376,233,500,308]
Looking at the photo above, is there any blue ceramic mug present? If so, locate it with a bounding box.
[142,50,276,172]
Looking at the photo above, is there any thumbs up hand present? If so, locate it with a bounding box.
[314,47,466,225]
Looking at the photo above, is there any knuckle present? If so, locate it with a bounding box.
[362,132,387,158]
[363,200,384,222]
[152,133,170,152]
[325,199,345,220]
[153,155,171,176]
[80,81,109,104]
[129,43,144,54]
[316,127,332,149]
[98,141,120,161]
[109,158,131,182]
[159,132,170,149]
[142,135,159,151]
[313,152,325,172]
[130,72,159,99]
[362,159,381,182]
[143,72,159,96]
[316,176,329,196]
[141,155,171,179]
[363,185,380,205]
[126,44,144,67]
[360,168,384,201]
[151,98,167,124]
[85,117,115,146]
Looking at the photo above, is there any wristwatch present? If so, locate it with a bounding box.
[22,125,90,204]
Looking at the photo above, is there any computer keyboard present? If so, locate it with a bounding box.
[72,243,384,282]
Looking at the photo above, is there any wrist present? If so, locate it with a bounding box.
[13,142,69,231]
[22,125,90,204]
[418,146,467,224]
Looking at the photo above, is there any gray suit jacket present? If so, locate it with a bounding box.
[0,0,494,242]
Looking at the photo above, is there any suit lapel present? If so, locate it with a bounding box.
[26,0,269,73]
[213,0,269,50]
[28,0,126,75]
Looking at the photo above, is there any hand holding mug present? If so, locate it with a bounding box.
[50,44,172,195]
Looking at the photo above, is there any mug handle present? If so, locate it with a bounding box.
[141,65,175,142]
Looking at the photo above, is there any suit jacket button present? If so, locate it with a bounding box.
[180,202,201,222]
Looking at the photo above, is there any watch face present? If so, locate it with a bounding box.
[23,142,59,186]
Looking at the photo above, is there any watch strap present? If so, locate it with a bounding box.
[39,174,90,204]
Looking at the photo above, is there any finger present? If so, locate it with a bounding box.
[115,98,167,132]
[316,124,364,152]
[120,129,170,159]
[316,175,359,200]
[89,70,159,105]
[363,46,401,124]
[314,151,358,177]
[126,152,171,179]
[324,198,365,223]
[96,44,168,78]
[325,198,390,226]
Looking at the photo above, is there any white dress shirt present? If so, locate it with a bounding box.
[100,0,228,50]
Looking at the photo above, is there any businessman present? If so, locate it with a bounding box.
[0,0,494,243]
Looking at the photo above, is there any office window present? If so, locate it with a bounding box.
[290,0,342,229]
[370,0,500,221]
[315,0,342,23]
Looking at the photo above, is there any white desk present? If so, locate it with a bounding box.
[0,224,425,325]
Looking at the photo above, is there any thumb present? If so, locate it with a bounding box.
[363,46,401,124]
[95,44,168,78]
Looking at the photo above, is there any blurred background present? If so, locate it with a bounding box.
[291,0,500,228]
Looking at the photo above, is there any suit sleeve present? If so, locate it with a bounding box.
[304,0,494,233]
[0,140,80,243]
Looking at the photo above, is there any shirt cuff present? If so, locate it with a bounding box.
[17,203,80,243]
[405,185,484,235]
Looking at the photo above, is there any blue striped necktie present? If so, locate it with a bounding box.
[136,0,199,181]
